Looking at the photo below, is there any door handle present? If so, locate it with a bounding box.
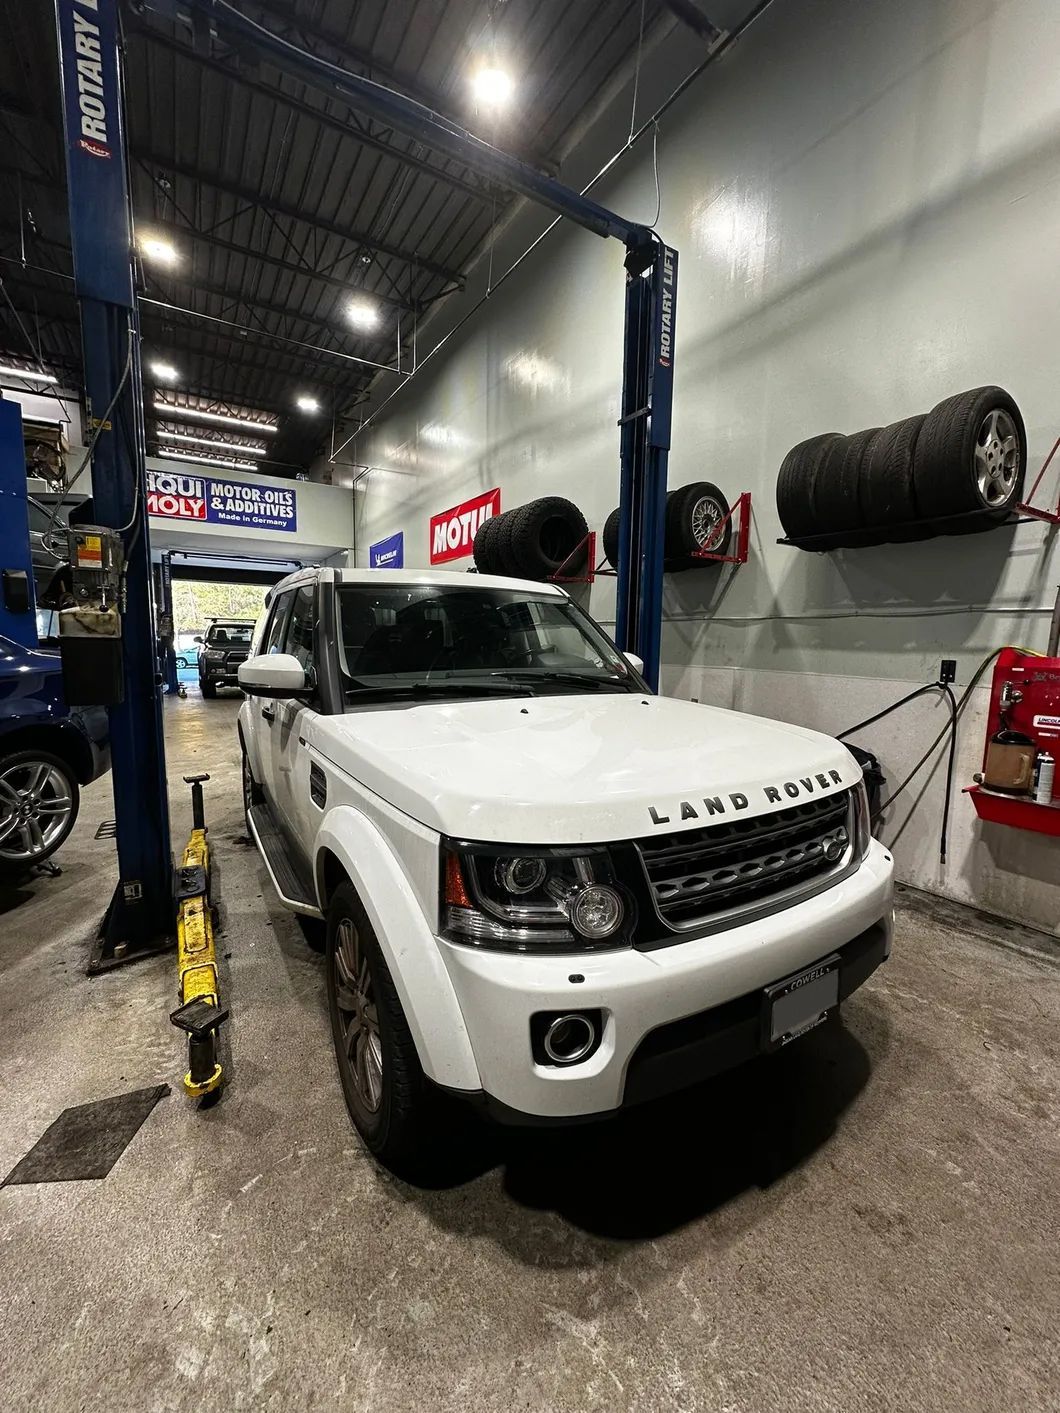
[261,707,276,724]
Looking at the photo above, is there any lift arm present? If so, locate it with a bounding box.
[138,0,677,688]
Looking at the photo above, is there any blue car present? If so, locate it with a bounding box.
[0,633,110,877]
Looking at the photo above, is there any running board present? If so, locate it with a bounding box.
[247,804,323,918]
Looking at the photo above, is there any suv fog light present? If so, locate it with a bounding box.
[569,884,624,940]
[539,1012,599,1065]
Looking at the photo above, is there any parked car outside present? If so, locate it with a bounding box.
[198,619,256,698]
[0,633,110,876]
[175,632,202,670]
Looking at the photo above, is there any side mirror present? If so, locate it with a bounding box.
[193,635,203,644]
[623,652,645,676]
[238,653,311,699]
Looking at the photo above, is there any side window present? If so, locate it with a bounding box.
[261,592,293,655]
[281,585,316,677]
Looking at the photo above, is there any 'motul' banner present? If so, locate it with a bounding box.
[429,488,499,564]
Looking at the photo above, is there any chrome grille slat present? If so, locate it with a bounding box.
[637,790,853,929]
[642,795,849,875]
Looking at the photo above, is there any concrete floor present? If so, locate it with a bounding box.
[1,691,1058,1412]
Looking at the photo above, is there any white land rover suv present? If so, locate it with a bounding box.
[238,567,894,1172]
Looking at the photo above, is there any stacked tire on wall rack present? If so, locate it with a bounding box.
[776,385,1026,549]
[473,497,588,580]
[601,482,732,571]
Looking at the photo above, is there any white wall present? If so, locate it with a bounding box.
[336,0,1060,932]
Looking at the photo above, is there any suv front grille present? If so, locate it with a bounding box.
[635,790,852,930]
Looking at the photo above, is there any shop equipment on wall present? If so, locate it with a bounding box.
[967,644,1060,838]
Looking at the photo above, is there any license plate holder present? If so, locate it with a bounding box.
[762,954,841,1051]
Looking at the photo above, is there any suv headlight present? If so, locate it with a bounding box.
[442,843,634,952]
[852,778,872,859]
[204,648,226,661]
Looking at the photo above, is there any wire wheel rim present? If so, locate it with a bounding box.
[333,917,383,1113]
[0,760,73,862]
[974,409,1020,507]
[690,496,724,550]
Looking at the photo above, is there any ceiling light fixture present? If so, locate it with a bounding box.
[157,429,267,456]
[471,66,514,108]
[346,298,380,332]
[158,448,257,473]
[149,360,180,383]
[152,400,278,434]
[0,363,57,383]
[295,395,321,413]
[139,234,179,266]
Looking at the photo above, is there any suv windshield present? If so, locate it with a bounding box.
[205,622,254,648]
[337,584,639,698]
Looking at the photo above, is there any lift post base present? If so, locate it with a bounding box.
[87,881,175,975]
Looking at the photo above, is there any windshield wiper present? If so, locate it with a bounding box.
[345,680,532,702]
[489,669,633,693]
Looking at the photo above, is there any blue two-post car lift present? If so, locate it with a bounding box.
[48,0,678,956]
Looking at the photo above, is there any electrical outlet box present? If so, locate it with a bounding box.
[940,659,957,684]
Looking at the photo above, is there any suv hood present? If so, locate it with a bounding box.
[311,693,861,845]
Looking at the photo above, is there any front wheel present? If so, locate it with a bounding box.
[326,881,441,1176]
[200,679,218,699]
[0,750,80,877]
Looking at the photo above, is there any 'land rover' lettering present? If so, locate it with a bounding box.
[646,771,847,827]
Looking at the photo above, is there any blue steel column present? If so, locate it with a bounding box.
[0,400,38,648]
[54,0,172,951]
[615,239,677,691]
[158,551,179,694]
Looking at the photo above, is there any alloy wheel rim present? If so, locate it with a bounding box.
[974,410,1020,507]
[0,760,73,862]
[691,496,724,550]
[333,917,383,1112]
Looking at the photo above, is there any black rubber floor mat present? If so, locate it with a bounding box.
[2,1084,170,1186]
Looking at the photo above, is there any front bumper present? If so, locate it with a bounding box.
[437,837,894,1119]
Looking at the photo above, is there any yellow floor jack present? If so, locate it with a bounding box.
[169,774,227,1097]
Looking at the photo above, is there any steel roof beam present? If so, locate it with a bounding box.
[139,0,650,245]
[0,157,463,291]
[0,268,378,396]
[135,215,417,317]
[132,154,464,285]
[130,23,495,206]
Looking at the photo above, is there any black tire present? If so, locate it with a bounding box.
[241,746,263,834]
[489,510,519,575]
[860,414,927,535]
[912,385,1026,525]
[776,433,842,539]
[472,514,503,574]
[326,881,440,1176]
[813,428,879,534]
[665,482,732,562]
[200,680,218,699]
[0,749,80,878]
[602,507,621,569]
[508,497,588,581]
